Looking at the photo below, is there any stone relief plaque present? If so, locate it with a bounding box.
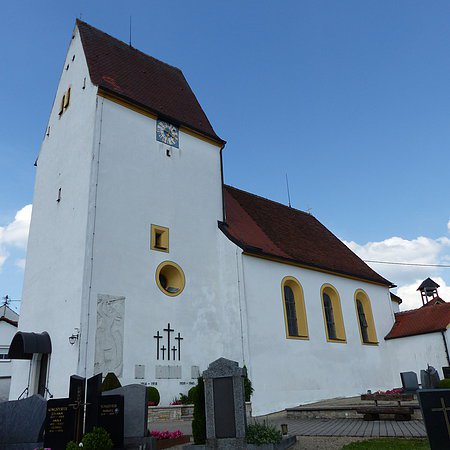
[94,294,125,377]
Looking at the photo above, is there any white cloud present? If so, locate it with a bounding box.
[343,229,450,311]
[448,220,450,233]
[0,205,32,270]
[15,258,26,270]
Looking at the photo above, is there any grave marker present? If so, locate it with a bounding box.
[400,371,419,392]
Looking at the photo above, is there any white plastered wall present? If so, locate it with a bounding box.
[9,25,98,400]
[240,255,398,416]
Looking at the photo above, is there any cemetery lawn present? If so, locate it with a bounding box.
[341,438,429,449]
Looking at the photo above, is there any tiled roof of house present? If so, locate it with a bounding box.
[76,20,224,144]
[221,185,391,286]
[385,299,450,340]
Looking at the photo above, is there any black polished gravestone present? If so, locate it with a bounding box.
[44,375,86,449]
[443,366,450,379]
[99,394,124,449]
[418,389,450,450]
[85,373,102,433]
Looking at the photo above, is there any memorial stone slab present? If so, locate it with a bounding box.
[69,374,86,442]
[418,389,450,450]
[44,397,76,449]
[421,367,441,389]
[85,373,102,433]
[400,371,419,392]
[0,394,46,449]
[203,357,247,449]
[443,366,450,379]
[100,394,124,448]
[105,383,148,438]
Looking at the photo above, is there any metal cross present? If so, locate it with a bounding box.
[175,332,183,361]
[163,323,174,360]
[432,397,450,438]
[172,346,177,360]
[153,331,162,360]
[160,345,166,360]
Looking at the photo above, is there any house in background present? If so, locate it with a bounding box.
[0,302,18,401]
[385,278,450,381]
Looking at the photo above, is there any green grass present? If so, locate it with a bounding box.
[341,438,430,449]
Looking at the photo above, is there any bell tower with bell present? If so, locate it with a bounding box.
[417,278,440,305]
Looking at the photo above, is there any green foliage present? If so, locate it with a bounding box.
[341,438,429,449]
[188,385,197,403]
[191,377,206,444]
[438,378,450,389]
[179,392,191,405]
[101,372,121,392]
[147,386,160,405]
[243,365,254,402]
[81,426,113,450]
[65,441,79,450]
[246,422,282,445]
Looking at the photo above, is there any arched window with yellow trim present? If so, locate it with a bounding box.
[281,277,308,339]
[354,290,378,345]
[321,284,346,343]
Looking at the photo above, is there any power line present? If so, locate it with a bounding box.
[364,260,450,268]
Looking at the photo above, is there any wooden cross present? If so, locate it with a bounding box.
[163,323,174,360]
[154,331,162,360]
[432,397,450,438]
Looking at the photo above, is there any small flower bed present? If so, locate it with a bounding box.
[373,388,404,395]
[147,401,157,406]
[150,430,184,440]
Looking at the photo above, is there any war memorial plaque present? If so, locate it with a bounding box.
[213,377,236,438]
[99,395,124,448]
[418,389,450,450]
[44,398,76,449]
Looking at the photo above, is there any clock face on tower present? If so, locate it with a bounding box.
[156,120,179,148]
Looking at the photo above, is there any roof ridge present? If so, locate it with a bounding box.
[224,184,313,218]
[76,19,183,74]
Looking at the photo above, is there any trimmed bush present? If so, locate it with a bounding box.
[188,385,197,403]
[191,377,206,444]
[66,441,79,450]
[82,426,113,450]
[438,378,450,389]
[243,365,254,402]
[147,386,160,405]
[246,422,282,445]
[101,372,121,392]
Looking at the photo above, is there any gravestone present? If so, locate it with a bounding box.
[203,358,247,449]
[44,397,77,449]
[99,394,124,448]
[443,367,450,379]
[421,366,440,389]
[418,389,450,450]
[105,384,148,438]
[85,373,102,433]
[0,394,46,449]
[400,371,419,392]
[69,374,86,442]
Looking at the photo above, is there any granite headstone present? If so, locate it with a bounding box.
[418,389,450,450]
[85,373,102,433]
[421,366,440,389]
[44,397,77,449]
[105,383,148,438]
[0,394,46,449]
[443,367,450,379]
[99,394,124,448]
[400,371,419,392]
[203,357,247,449]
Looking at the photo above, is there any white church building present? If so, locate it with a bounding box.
[9,21,438,416]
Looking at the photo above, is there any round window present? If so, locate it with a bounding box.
[155,261,185,297]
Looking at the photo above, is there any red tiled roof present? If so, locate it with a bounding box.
[76,20,224,144]
[221,185,391,286]
[0,316,18,327]
[385,300,450,340]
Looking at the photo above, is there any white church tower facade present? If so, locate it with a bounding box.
[11,21,402,415]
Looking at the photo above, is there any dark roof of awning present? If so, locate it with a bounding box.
[8,331,52,360]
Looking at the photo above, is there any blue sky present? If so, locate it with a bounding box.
[1,1,450,311]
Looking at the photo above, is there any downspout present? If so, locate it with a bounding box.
[219,144,226,223]
[441,331,450,366]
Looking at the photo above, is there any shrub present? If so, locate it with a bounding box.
[101,372,121,392]
[246,422,282,445]
[147,386,160,406]
[438,378,450,389]
[243,365,254,402]
[188,385,197,403]
[191,377,206,444]
[81,426,113,450]
[65,442,79,450]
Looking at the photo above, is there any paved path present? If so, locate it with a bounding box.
[149,416,426,438]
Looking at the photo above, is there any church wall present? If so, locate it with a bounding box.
[241,255,397,416]
[9,27,99,399]
[82,96,244,403]
[385,331,449,382]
